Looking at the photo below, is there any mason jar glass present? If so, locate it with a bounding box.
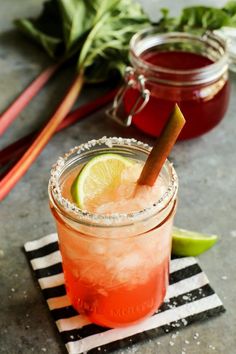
[48,137,178,328]
[110,29,230,140]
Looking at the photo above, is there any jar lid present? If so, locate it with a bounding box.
[214,27,236,72]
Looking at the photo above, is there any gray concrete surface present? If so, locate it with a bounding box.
[0,1,235,354]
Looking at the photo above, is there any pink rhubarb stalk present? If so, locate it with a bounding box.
[138,104,186,186]
[0,71,84,201]
[0,62,60,136]
[0,88,118,166]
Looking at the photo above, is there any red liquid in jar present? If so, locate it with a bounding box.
[124,51,230,139]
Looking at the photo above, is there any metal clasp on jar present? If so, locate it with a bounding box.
[107,67,150,126]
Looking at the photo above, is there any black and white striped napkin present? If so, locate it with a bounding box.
[24,233,225,354]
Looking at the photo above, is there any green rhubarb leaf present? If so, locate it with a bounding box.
[15,19,62,58]
[15,0,64,58]
[223,0,236,16]
[15,0,236,67]
[15,0,150,81]
[155,1,236,34]
[178,6,230,32]
[77,0,150,82]
[58,0,94,53]
[223,1,236,26]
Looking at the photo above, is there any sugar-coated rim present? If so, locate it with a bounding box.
[48,137,178,226]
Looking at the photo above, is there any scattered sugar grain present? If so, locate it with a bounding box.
[230,230,236,238]
[221,275,228,280]
[182,295,190,301]
[11,288,15,293]
[197,341,201,345]
[169,341,175,346]
[209,345,216,350]
[41,348,47,352]
[0,249,4,257]
[157,341,161,345]
[182,319,188,326]
[185,340,190,344]
[172,332,179,339]
[193,333,199,340]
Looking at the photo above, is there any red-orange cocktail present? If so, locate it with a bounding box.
[48,137,178,328]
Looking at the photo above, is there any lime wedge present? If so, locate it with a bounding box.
[71,153,133,209]
[172,227,219,256]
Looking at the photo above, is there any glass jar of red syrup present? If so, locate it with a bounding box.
[109,29,230,140]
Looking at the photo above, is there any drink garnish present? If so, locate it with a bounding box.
[137,104,186,186]
[172,227,219,256]
[71,153,133,209]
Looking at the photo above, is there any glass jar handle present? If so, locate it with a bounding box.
[107,66,150,126]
